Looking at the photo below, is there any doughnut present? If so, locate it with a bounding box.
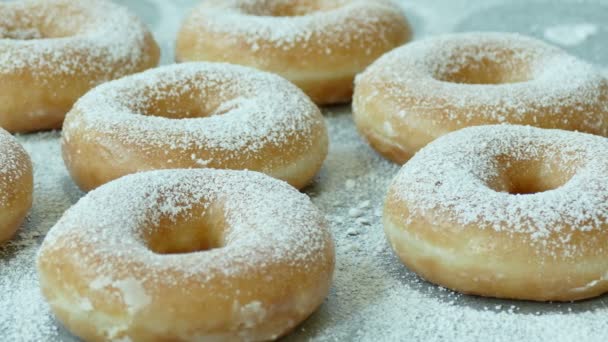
[0,128,33,243]
[176,0,412,105]
[0,0,160,133]
[37,168,335,341]
[354,32,608,163]
[62,62,328,192]
[384,124,608,301]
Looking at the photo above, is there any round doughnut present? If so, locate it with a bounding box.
[37,169,335,341]
[61,62,328,191]
[0,0,160,133]
[384,124,608,301]
[176,0,412,105]
[354,32,608,164]
[0,128,33,243]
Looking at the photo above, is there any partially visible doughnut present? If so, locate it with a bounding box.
[62,62,328,191]
[0,128,33,243]
[384,125,608,301]
[354,32,608,163]
[176,0,412,105]
[0,0,159,133]
[37,169,335,341]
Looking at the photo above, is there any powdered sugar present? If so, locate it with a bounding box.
[390,124,608,257]
[0,0,155,78]
[111,278,152,314]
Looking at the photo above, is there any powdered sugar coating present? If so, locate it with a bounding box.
[185,0,406,54]
[356,32,608,132]
[0,0,155,79]
[0,129,28,177]
[64,62,322,157]
[390,124,608,257]
[40,168,332,288]
[0,129,30,205]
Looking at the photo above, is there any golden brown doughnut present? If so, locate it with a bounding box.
[0,128,33,243]
[176,0,412,105]
[62,62,328,191]
[0,0,159,132]
[354,32,608,163]
[37,169,335,341]
[384,125,608,301]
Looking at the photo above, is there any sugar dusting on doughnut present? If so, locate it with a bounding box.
[357,32,607,125]
[177,0,411,104]
[185,0,406,54]
[0,0,159,133]
[62,62,328,190]
[42,169,331,275]
[0,130,30,203]
[0,128,33,243]
[38,169,334,340]
[66,63,318,154]
[391,124,608,258]
[0,0,152,77]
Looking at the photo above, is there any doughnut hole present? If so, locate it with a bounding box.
[124,80,245,119]
[238,0,345,17]
[487,155,577,195]
[144,203,227,254]
[432,47,533,84]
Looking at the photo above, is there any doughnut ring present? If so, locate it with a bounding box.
[0,128,32,243]
[62,62,328,191]
[0,0,159,132]
[176,0,412,105]
[384,124,608,301]
[37,169,335,341]
[354,32,608,163]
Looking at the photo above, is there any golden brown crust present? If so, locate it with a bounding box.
[40,240,334,341]
[384,198,608,302]
[62,114,328,191]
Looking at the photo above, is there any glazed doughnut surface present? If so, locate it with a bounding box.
[62,62,328,191]
[37,169,335,341]
[384,125,608,301]
[0,0,159,132]
[354,32,608,163]
[0,128,32,243]
[177,0,411,105]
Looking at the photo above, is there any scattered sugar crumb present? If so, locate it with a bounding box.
[345,179,356,189]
